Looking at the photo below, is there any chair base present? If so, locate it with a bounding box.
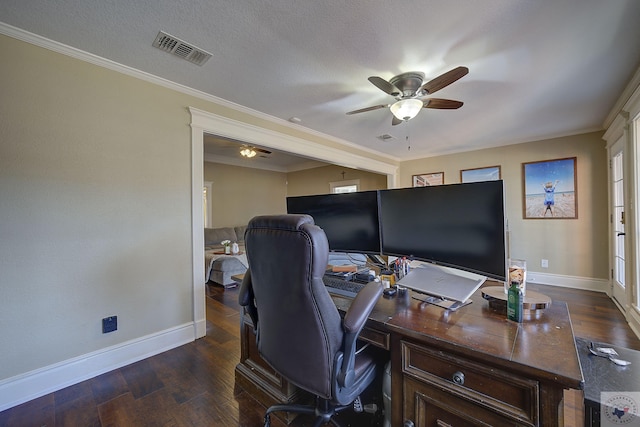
[263,397,352,427]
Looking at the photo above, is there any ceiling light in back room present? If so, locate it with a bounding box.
[240,147,257,158]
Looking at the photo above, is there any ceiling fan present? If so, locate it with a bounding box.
[346,66,468,125]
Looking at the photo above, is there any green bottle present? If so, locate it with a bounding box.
[507,281,523,322]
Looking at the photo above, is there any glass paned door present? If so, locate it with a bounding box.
[610,137,627,309]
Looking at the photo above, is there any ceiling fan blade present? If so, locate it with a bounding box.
[368,76,401,96]
[420,66,469,95]
[346,104,389,115]
[392,115,403,126]
[423,98,464,109]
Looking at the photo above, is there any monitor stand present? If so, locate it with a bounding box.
[411,292,473,311]
[395,263,485,311]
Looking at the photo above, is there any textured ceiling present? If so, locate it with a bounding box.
[2,0,640,162]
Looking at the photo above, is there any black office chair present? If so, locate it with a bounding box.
[239,214,383,427]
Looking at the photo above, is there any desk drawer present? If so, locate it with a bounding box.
[401,340,539,426]
[359,326,390,350]
[403,376,531,427]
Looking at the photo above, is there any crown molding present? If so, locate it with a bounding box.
[604,63,640,129]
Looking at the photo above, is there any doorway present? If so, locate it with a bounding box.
[189,107,398,338]
[610,135,627,311]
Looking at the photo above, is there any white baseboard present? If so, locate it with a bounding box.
[0,323,196,412]
[627,308,640,341]
[194,318,207,339]
[526,271,609,293]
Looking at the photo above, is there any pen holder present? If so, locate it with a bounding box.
[380,269,395,285]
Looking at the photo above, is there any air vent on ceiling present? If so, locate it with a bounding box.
[152,31,212,66]
[377,134,396,142]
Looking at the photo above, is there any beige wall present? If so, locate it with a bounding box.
[204,162,287,226]
[239,134,608,281]
[286,165,388,196]
[204,163,386,226]
[0,33,389,389]
[0,29,619,406]
[0,35,194,378]
[400,131,609,280]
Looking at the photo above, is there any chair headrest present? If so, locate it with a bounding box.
[247,214,314,232]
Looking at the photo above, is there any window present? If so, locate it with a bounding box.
[330,179,360,194]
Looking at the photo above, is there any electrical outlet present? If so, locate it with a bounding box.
[541,259,549,268]
[102,316,117,333]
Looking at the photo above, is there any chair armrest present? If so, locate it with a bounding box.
[338,281,382,388]
[238,269,259,331]
[238,269,253,306]
[343,281,383,334]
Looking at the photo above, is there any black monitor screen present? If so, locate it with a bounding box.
[286,191,381,254]
[379,181,506,280]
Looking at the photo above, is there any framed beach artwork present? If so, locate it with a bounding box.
[460,166,501,183]
[522,157,577,219]
[413,172,444,187]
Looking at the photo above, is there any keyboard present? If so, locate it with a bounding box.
[323,274,366,298]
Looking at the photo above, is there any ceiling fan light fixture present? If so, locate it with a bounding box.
[240,147,257,158]
[390,99,423,121]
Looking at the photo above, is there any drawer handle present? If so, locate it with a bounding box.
[403,421,415,427]
[437,420,453,427]
[452,371,465,385]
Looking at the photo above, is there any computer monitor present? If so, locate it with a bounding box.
[286,191,381,255]
[379,181,507,281]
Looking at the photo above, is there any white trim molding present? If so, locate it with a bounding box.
[190,121,207,340]
[188,107,399,344]
[629,307,640,339]
[189,107,399,181]
[0,323,195,412]
[526,271,609,293]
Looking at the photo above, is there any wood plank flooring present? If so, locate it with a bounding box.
[1,283,638,426]
[527,284,640,427]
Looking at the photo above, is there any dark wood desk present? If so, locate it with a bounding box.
[235,281,584,426]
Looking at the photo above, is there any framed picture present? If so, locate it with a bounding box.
[413,172,444,187]
[460,166,501,183]
[522,157,577,219]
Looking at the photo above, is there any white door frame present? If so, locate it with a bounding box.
[609,134,628,310]
[188,107,399,338]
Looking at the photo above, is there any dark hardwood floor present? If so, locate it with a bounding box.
[1,282,638,426]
